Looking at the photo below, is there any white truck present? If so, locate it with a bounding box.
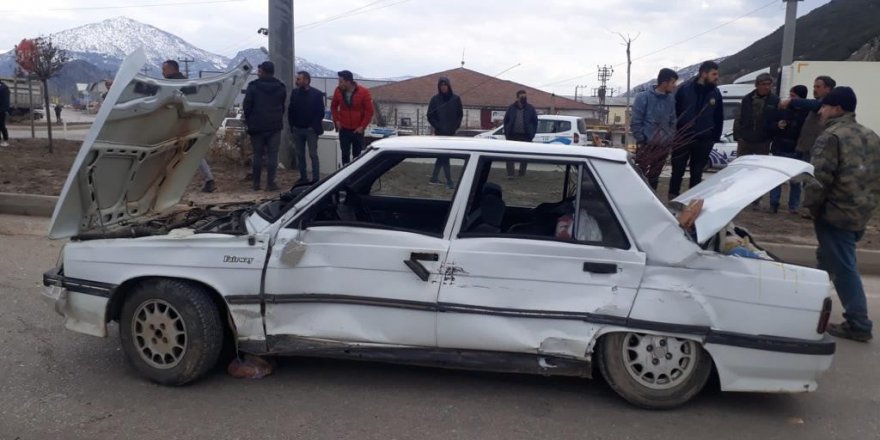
[780,61,880,135]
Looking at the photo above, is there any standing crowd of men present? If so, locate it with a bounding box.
[631,62,878,342]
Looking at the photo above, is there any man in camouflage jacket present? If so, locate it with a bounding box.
[803,86,879,342]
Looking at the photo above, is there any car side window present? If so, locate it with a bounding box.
[459,158,629,249]
[536,120,556,134]
[295,153,467,237]
[557,121,571,133]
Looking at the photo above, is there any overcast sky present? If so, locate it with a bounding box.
[1,0,829,94]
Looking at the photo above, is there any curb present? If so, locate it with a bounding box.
[3,192,880,275]
[0,193,57,217]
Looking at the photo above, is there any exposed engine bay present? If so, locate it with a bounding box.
[71,202,256,241]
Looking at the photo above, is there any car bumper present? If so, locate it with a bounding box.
[705,335,836,393]
[42,267,109,337]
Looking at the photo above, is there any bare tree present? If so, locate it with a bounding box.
[16,37,68,153]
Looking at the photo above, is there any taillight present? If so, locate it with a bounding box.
[817,297,832,333]
[573,133,580,144]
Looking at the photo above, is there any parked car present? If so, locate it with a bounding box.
[476,115,599,146]
[217,117,245,136]
[708,131,737,170]
[42,52,836,409]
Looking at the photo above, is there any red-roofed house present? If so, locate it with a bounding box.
[369,68,598,134]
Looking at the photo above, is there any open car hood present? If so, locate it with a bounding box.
[672,155,814,244]
[48,50,250,239]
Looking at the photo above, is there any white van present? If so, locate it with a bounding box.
[475,114,597,146]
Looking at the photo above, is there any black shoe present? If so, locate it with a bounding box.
[294,178,309,186]
[767,204,779,214]
[242,173,253,182]
[265,183,280,192]
[252,183,261,191]
[201,180,216,193]
[827,322,872,342]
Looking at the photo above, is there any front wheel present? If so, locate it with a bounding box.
[599,332,712,409]
[119,279,224,385]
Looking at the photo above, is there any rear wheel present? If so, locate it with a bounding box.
[119,279,224,385]
[599,332,711,409]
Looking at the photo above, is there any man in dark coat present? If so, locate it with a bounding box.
[243,61,287,191]
[288,70,325,184]
[768,85,809,214]
[669,60,724,199]
[502,89,538,177]
[162,59,217,193]
[427,76,463,188]
[0,80,10,147]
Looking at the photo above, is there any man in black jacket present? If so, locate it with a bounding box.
[162,59,217,192]
[243,61,287,191]
[288,70,325,184]
[669,60,724,199]
[427,76,463,188]
[734,73,779,157]
[502,90,538,177]
[0,80,10,147]
[768,85,809,214]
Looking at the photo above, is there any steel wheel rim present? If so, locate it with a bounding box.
[621,333,696,390]
[131,299,187,370]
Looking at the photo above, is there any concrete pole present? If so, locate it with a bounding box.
[269,0,295,167]
[780,0,801,67]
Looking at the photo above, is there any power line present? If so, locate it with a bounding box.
[538,0,778,88]
[0,0,246,13]
[296,0,416,32]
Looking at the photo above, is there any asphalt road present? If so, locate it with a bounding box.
[1,228,878,440]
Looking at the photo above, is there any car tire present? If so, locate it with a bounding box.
[599,332,712,409]
[119,279,224,386]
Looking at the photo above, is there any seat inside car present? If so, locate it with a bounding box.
[464,182,506,233]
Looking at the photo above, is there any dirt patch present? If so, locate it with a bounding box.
[2,136,879,250]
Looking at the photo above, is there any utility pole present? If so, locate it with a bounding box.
[780,0,803,94]
[178,56,195,78]
[574,84,588,103]
[617,32,639,146]
[597,65,613,125]
[268,0,295,167]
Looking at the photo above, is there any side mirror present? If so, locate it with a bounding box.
[279,220,306,266]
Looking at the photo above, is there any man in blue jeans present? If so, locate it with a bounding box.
[768,85,809,214]
[243,61,287,191]
[804,87,880,342]
[288,70,325,184]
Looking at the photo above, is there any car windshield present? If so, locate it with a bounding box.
[254,149,369,222]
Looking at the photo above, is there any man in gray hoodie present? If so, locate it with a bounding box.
[631,68,678,189]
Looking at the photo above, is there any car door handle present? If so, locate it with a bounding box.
[583,262,618,274]
[404,252,439,282]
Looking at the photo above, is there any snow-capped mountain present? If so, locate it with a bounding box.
[226,48,342,78]
[0,16,350,102]
[48,16,228,75]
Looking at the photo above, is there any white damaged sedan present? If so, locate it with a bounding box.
[42,52,835,409]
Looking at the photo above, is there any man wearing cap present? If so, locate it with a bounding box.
[331,70,374,165]
[243,61,287,191]
[804,86,880,342]
[768,85,810,214]
[734,72,779,158]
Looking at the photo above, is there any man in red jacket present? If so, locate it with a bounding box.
[331,70,374,164]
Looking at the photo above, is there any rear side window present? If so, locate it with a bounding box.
[556,121,571,133]
[577,118,588,134]
[458,157,630,249]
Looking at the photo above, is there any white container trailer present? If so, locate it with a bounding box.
[780,61,880,134]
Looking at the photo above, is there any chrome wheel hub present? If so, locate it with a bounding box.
[132,299,187,369]
[621,333,696,390]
